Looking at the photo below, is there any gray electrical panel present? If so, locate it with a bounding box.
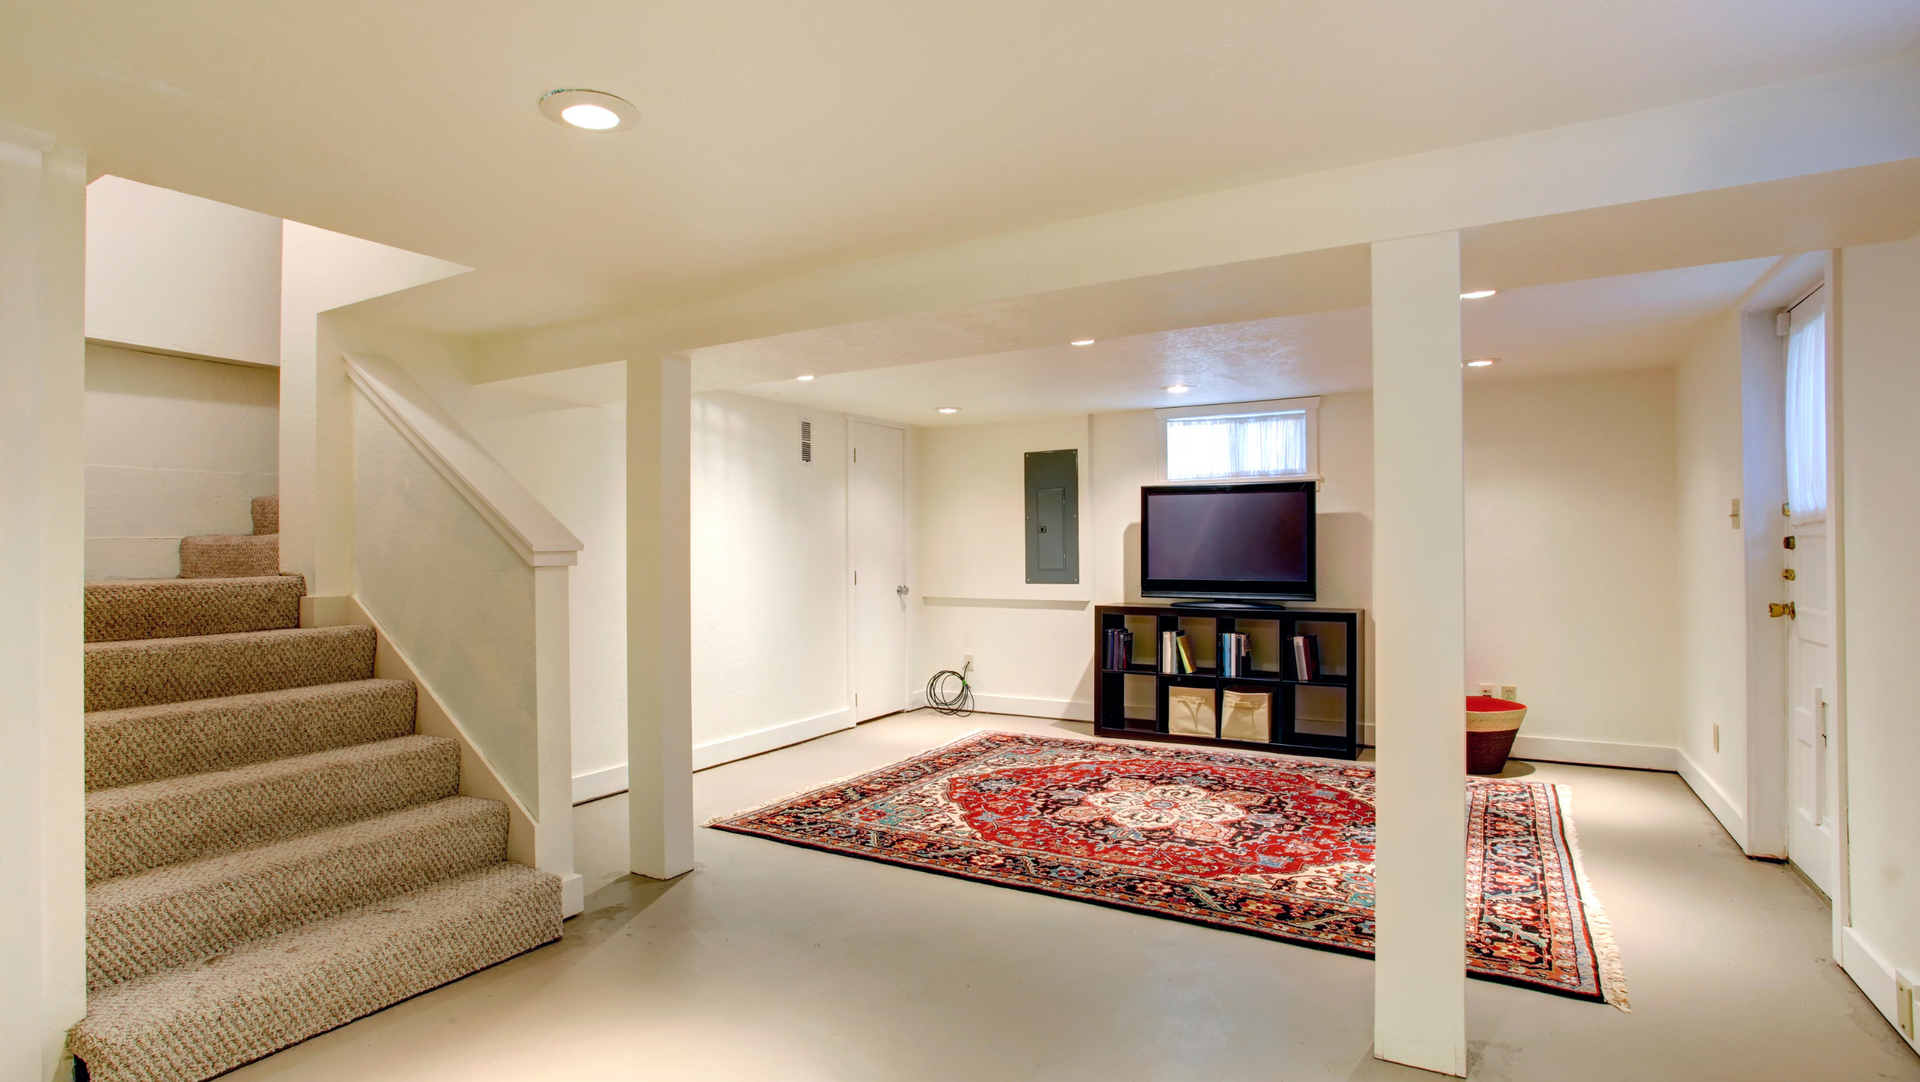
[1024,449,1079,584]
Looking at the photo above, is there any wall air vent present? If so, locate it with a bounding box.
[799,418,813,465]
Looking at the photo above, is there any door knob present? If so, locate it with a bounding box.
[896,585,910,596]
[1768,602,1796,619]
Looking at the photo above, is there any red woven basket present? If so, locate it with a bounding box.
[1465,695,1528,775]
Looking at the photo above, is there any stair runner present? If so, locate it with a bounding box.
[71,497,562,1082]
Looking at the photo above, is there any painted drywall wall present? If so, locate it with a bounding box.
[919,414,1093,602]
[917,372,1682,754]
[1463,369,1681,751]
[85,175,282,366]
[691,391,854,758]
[83,344,279,579]
[1836,230,1920,1011]
[1674,317,1752,831]
[916,415,1096,717]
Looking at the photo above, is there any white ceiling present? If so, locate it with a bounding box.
[3,3,1913,337]
[727,257,1780,425]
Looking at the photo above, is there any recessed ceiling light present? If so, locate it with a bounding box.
[1464,358,1498,368]
[796,374,815,381]
[539,89,637,132]
[1164,384,1191,393]
[1071,339,1097,346]
[1461,289,1498,300]
[937,407,960,414]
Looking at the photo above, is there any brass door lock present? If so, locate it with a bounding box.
[1768,602,1797,619]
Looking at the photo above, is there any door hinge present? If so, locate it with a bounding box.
[1782,568,1797,580]
[1768,602,1796,619]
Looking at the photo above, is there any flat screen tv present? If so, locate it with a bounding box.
[1140,481,1316,602]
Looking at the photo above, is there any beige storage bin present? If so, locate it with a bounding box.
[1168,686,1217,737]
[1221,687,1273,742]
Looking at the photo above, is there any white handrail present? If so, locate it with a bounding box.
[344,352,583,566]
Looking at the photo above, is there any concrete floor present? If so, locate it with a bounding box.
[227,711,1919,1082]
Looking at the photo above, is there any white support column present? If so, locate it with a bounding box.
[628,356,695,879]
[533,564,584,915]
[0,122,88,1082]
[1370,231,1468,1077]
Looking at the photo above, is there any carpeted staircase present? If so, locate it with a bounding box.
[72,497,563,1082]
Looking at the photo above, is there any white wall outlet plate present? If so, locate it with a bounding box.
[1479,683,1496,697]
[1500,685,1518,701]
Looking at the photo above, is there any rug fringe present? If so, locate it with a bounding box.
[703,727,995,827]
[1554,783,1632,1012]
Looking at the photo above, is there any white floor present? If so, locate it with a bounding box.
[226,711,1919,1081]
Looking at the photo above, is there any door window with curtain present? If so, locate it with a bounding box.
[1784,286,1828,525]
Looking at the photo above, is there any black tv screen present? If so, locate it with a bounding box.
[1140,481,1316,601]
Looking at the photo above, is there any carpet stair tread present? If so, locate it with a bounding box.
[84,625,375,712]
[87,735,459,884]
[179,533,279,579]
[71,861,563,1082]
[250,496,278,536]
[87,679,417,792]
[88,796,508,991]
[85,575,305,643]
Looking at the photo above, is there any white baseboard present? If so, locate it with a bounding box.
[1510,734,1679,772]
[571,764,628,805]
[692,709,856,771]
[1842,925,1916,1049]
[1676,748,1748,850]
[968,693,1094,723]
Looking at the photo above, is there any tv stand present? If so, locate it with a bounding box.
[1094,603,1363,760]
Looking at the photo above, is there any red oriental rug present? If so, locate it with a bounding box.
[710,730,1628,1008]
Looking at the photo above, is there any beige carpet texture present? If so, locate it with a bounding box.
[72,495,563,1082]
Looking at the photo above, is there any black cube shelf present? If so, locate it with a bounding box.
[1093,603,1364,760]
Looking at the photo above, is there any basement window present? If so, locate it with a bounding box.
[1158,397,1320,482]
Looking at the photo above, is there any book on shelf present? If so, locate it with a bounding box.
[1291,634,1319,681]
[1159,629,1196,674]
[1159,629,1190,671]
[1103,627,1134,670]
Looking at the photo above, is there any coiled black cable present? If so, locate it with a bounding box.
[925,667,975,717]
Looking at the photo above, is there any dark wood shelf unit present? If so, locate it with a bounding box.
[1093,603,1364,760]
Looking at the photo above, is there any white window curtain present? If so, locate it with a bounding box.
[1784,294,1828,523]
[1166,411,1307,481]
[1781,293,1827,521]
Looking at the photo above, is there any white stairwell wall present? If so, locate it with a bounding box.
[337,354,584,917]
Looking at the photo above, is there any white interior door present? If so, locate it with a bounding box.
[1783,286,1837,897]
[850,421,907,721]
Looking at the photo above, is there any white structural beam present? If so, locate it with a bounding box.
[476,55,1920,382]
[628,356,695,879]
[1370,231,1468,1076]
[0,121,88,1082]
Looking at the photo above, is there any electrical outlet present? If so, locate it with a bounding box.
[1499,685,1518,702]
[964,654,974,669]
[1479,683,1496,697]
[1712,724,1720,753]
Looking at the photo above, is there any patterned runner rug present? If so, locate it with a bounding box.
[711,730,1628,1008]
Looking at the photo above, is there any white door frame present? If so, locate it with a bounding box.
[844,414,912,723]
[1739,251,1849,953]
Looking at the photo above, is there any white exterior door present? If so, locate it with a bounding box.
[850,421,908,720]
[1785,521,1836,895]
[1782,286,1837,897]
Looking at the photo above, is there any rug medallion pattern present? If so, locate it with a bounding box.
[711,730,1626,1007]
